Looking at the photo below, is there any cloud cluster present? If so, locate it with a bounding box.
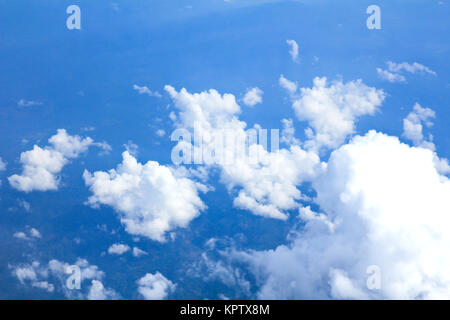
[17,99,43,107]
[83,151,207,242]
[10,258,118,299]
[8,129,109,192]
[166,85,321,219]
[233,131,450,299]
[137,272,176,300]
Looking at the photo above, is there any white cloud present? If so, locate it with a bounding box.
[10,258,117,299]
[402,104,450,175]
[387,61,436,75]
[133,247,148,257]
[124,140,139,156]
[19,199,31,212]
[377,61,436,82]
[133,84,162,97]
[13,232,29,240]
[17,99,43,107]
[87,280,120,300]
[234,130,450,299]
[376,68,406,83]
[286,40,299,62]
[137,272,176,300]
[292,77,385,151]
[8,129,108,192]
[166,85,321,220]
[0,157,6,171]
[279,75,297,94]
[191,251,251,297]
[29,228,42,238]
[108,243,130,255]
[280,118,300,146]
[13,227,41,240]
[83,151,207,242]
[403,103,436,150]
[155,129,166,137]
[221,145,320,220]
[242,87,263,107]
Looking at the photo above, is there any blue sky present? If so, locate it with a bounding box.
[0,0,449,299]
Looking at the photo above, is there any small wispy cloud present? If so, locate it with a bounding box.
[377,61,436,82]
[376,68,406,83]
[286,40,299,63]
[17,99,43,107]
[387,61,436,75]
[133,85,162,97]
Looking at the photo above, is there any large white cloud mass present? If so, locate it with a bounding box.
[8,129,109,192]
[83,151,207,242]
[232,130,450,299]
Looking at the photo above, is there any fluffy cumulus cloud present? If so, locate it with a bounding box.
[232,131,450,299]
[8,129,109,192]
[10,258,118,299]
[137,272,176,300]
[242,87,263,107]
[166,85,321,220]
[221,145,320,220]
[291,77,385,151]
[286,39,299,62]
[108,243,130,255]
[377,61,436,82]
[83,151,207,242]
